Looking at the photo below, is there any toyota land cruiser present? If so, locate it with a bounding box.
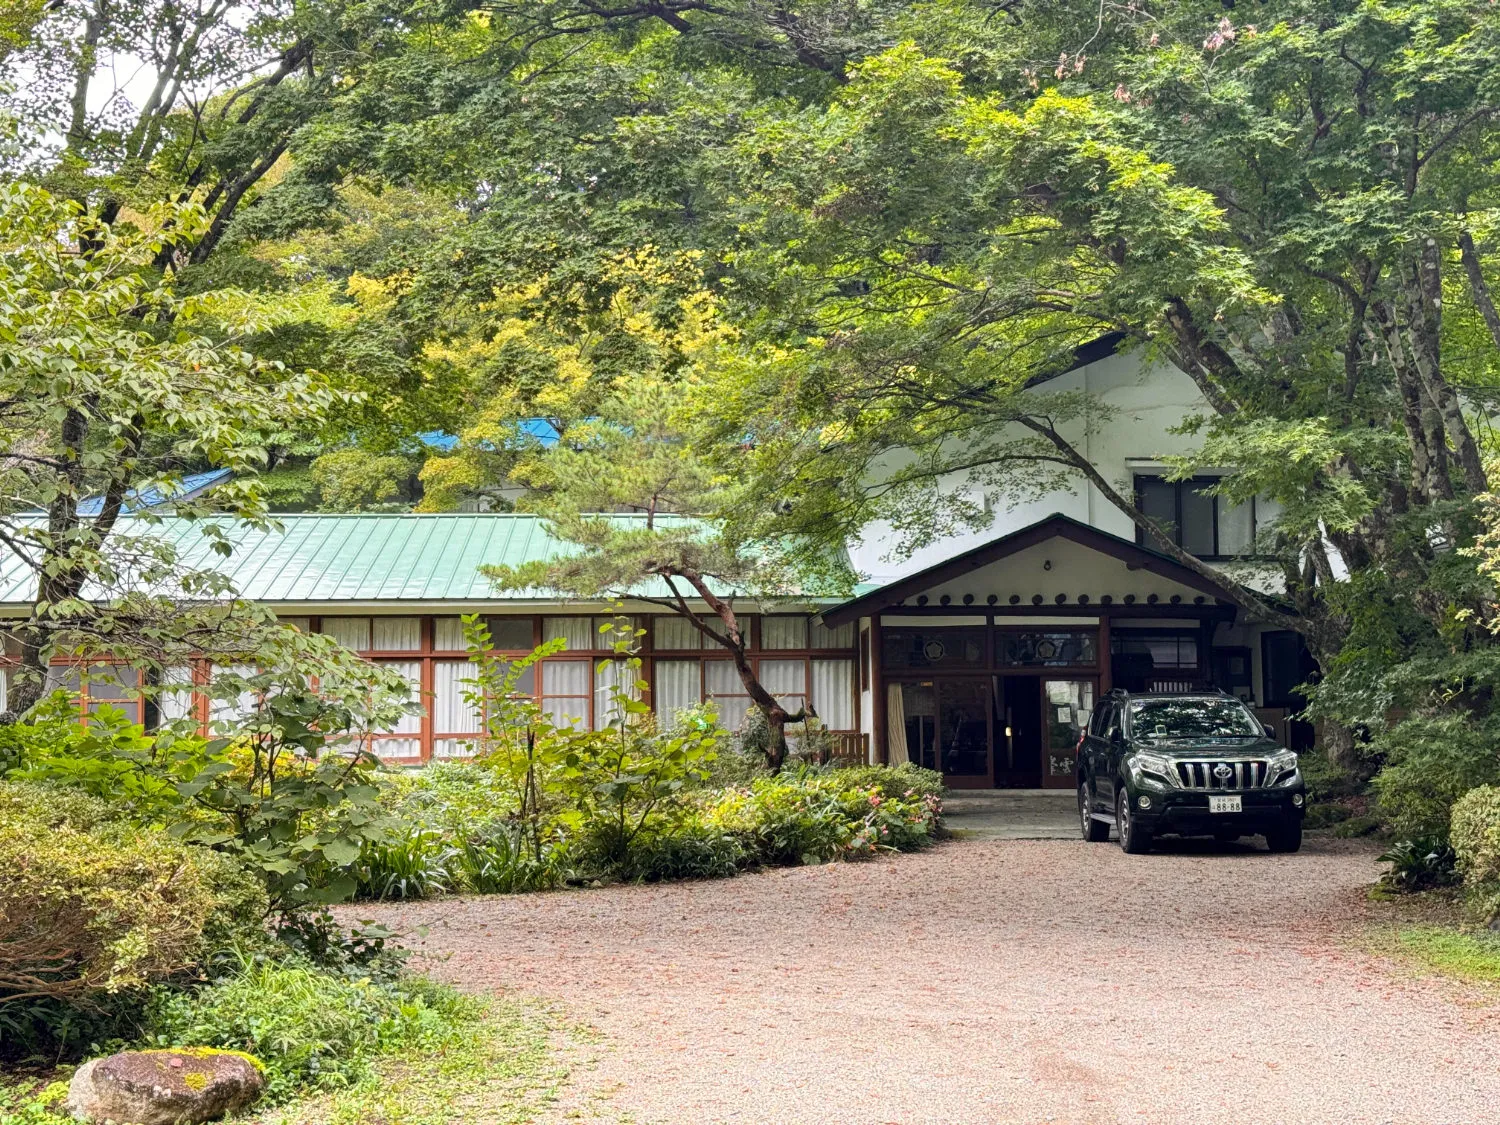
[1077,689,1306,854]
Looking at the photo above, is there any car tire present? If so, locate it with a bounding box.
[1116,787,1152,854]
[1265,822,1303,853]
[1080,781,1110,842]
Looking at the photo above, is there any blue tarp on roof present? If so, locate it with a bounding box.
[416,420,561,453]
[75,468,234,517]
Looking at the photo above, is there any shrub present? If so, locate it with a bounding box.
[822,763,945,808]
[1368,712,1500,836]
[1451,786,1500,922]
[149,955,478,1102]
[605,816,746,883]
[451,825,568,894]
[1378,835,1458,892]
[708,771,941,867]
[355,827,454,902]
[0,781,264,1007]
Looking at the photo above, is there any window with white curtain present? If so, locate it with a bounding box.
[371,661,423,735]
[209,664,259,724]
[155,666,196,726]
[705,661,750,730]
[543,617,593,650]
[279,616,311,633]
[433,661,481,734]
[434,617,466,651]
[593,659,641,730]
[320,616,372,651]
[762,616,808,650]
[810,619,856,649]
[654,659,702,728]
[812,659,855,729]
[372,617,421,651]
[758,658,806,713]
[542,659,590,727]
[654,616,702,650]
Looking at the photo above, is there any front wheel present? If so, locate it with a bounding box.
[1080,781,1110,842]
[1116,787,1153,854]
[1265,822,1303,853]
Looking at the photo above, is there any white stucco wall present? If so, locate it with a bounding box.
[848,350,1210,583]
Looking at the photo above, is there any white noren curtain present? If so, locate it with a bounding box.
[886,682,909,766]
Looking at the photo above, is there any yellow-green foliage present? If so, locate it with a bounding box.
[1451,786,1500,920]
[1451,785,1500,883]
[0,781,265,1003]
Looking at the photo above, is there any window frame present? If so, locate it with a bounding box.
[14,611,861,764]
[1133,474,1262,561]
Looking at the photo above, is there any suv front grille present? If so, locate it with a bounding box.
[1175,760,1268,789]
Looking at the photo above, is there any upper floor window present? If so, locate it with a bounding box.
[1133,475,1261,560]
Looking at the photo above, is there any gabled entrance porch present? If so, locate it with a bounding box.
[824,513,1263,790]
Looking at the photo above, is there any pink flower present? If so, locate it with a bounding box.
[1113,84,1132,103]
[1149,31,1160,46]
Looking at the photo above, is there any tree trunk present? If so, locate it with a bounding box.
[664,569,805,772]
[1402,247,1487,494]
[1321,721,1359,774]
[1459,227,1500,353]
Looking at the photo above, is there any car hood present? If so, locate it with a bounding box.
[1134,738,1284,757]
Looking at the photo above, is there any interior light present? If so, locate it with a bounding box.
[1004,726,1012,738]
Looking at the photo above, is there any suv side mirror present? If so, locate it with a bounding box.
[1262,722,1276,738]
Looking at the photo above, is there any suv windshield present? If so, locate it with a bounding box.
[1128,697,1262,743]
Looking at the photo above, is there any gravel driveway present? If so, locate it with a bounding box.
[376,836,1500,1125]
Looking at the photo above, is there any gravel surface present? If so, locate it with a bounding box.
[376,836,1500,1125]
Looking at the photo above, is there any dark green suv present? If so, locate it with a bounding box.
[1077,690,1306,854]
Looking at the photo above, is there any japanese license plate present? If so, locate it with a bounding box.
[1208,795,1242,814]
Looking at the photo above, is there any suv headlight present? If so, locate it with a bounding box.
[1265,750,1300,786]
[1128,751,1178,788]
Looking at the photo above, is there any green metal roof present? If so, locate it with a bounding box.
[0,513,835,607]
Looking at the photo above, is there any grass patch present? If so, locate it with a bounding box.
[1,998,573,1125]
[1391,926,1500,984]
[252,997,570,1125]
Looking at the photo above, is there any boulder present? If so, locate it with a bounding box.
[67,1048,266,1125]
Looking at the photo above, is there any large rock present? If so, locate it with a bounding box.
[67,1048,266,1124]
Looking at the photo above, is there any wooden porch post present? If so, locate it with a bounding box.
[870,614,886,765]
[1098,614,1111,694]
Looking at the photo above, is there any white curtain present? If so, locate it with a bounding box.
[434,661,481,733]
[320,616,372,651]
[762,616,808,650]
[372,617,422,651]
[373,661,423,734]
[543,617,593,650]
[655,660,702,727]
[759,659,806,710]
[541,659,590,727]
[593,659,641,730]
[156,666,196,725]
[705,661,751,729]
[886,682,909,766]
[209,664,259,724]
[810,619,855,649]
[654,616,701,650]
[433,617,466,651]
[812,659,855,729]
